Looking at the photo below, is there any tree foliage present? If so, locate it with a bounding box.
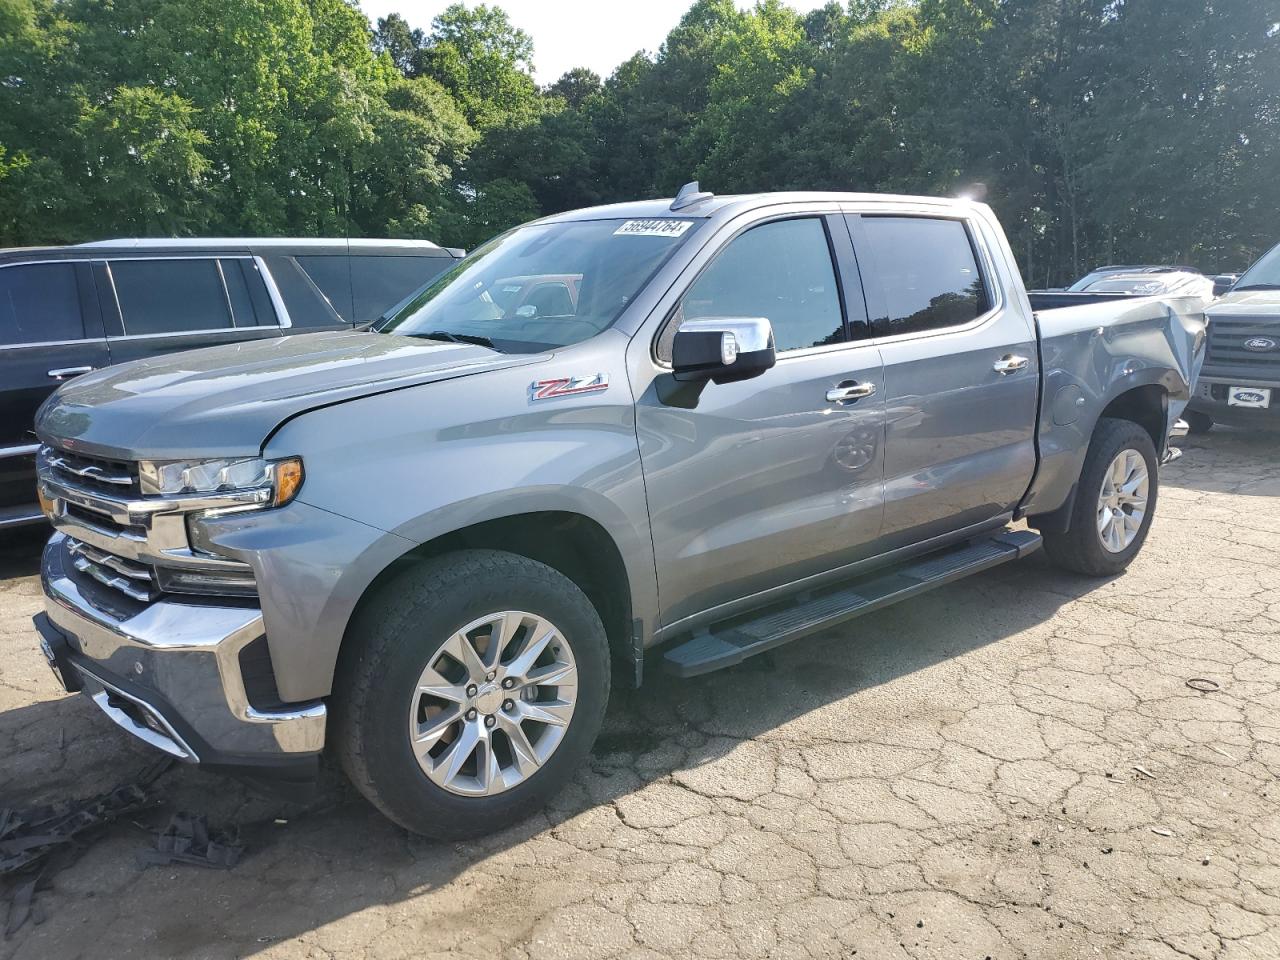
[1,0,1277,282]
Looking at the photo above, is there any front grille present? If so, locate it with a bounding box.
[43,446,140,496]
[1205,317,1280,370]
[64,502,147,540]
[67,538,160,603]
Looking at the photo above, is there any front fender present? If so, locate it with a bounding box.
[246,345,657,699]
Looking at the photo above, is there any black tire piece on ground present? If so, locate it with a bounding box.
[1041,416,1160,577]
[333,549,610,839]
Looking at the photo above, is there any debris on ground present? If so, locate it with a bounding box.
[1151,827,1176,838]
[1186,678,1221,693]
[1,759,173,938]
[137,812,244,871]
[1133,765,1158,780]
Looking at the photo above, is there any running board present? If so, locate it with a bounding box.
[662,529,1042,678]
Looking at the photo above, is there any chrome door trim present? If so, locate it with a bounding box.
[101,327,263,343]
[826,382,877,402]
[0,508,46,528]
[0,337,108,352]
[993,354,1030,374]
[47,366,96,380]
[0,443,41,458]
[253,255,293,328]
[0,257,95,269]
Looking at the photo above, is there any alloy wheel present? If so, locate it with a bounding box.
[1097,448,1149,553]
[407,610,578,797]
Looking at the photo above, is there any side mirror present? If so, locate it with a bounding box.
[1211,274,1239,297]
[671,317,776,384]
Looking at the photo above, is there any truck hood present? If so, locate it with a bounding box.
[36,331,543,460]
[1208,289,1280,318]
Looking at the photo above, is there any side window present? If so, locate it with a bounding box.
[295,255,353,321]
[110,259,232,335]
[0,262,85,345]
[262,256,343,327]
[219,259,268,327]
[676,218,844,354]
[860,217,990,336]
[349,255,453,323]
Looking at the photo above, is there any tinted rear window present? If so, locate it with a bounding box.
[263,256,344,327]
[350,255,453,323]
[0,262,84,345]
[110,259,233,335]
[296,256,353,321]
[861,217,989,336]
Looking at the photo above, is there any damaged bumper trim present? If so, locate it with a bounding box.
[37,533,326,767]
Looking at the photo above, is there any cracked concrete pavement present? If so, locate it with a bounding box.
[2,429,1279,959]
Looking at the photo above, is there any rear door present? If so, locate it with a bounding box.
[98,256,283,364]
[0,259,109,511]
[635,213,886,628]
[847,211,1038,548]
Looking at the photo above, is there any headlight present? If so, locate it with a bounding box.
[139,456,304,508]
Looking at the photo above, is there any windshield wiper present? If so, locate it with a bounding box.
[1231,283,1280,291]
[419,330,499,350]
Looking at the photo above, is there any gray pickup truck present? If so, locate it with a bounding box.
[31,188,1205,838]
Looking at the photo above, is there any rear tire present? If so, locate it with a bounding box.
[1042,417,1159,577]
[333,549,610,839]
[1184,409,1214,434]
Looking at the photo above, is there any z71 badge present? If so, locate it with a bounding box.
[530,373,610,401]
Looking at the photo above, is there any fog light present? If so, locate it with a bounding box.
[157,566,258,598]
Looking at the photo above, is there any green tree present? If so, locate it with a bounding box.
[414,3,539,128]
[0,0,475,244]
[373,12,424,75]
[546,68,602,109]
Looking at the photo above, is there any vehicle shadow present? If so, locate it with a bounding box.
[0,548,1096,958]
[0,526,47,581]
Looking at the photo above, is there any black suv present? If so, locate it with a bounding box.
[0,238,464,527]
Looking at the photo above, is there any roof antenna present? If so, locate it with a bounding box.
[670,181,714,211]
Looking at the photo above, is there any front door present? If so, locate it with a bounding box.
[848,213,1039,549]
[634,214,886,628]
[0,260,109,511]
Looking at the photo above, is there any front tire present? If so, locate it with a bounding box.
[334,550,610,839]
[1042,417,1159,577]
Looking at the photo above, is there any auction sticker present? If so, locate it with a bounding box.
[614,219,694,238]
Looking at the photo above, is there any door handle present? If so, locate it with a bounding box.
[826,381,877,403]
[992,355,1029,375]
[47,366,95,380]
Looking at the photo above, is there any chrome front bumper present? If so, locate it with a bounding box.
[38,533,325,766]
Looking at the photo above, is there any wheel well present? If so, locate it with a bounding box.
[348,512,633,676]
[1099,384,1167,451]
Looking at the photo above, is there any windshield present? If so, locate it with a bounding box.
[375,217,701,351]
[1235,242,1280,290]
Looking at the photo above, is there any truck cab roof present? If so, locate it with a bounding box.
[534,191,983,226]
[0,237,464,261]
